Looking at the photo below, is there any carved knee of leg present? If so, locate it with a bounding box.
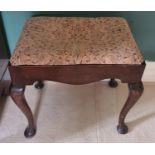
[11,85,25,98]
[117,81,144,134]
[128,82,144,98]
[10,85,36,138]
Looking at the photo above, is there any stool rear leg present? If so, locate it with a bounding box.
[34,81,44,89]
[10,85,36,138]
[108,78,118,88]
[117,81,143,134]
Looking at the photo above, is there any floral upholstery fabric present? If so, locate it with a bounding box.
[10,17,144,66]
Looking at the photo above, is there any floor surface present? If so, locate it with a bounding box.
[0,81,155,143]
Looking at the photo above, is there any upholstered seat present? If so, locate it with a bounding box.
[9,16,146,138]
[10,17,144,66]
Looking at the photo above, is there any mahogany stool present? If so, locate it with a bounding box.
[8,17,145,138]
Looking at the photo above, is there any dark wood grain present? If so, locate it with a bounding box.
[10,85,36,138]
[8,62,145,137]
[117,81,144,134]
[9,63,145,85]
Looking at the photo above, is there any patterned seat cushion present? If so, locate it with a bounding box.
[10,17,144,66]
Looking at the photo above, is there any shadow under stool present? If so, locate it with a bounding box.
[8,17,145,138]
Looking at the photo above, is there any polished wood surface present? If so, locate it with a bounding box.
[10,85,36,137]
[9,63,145,85]
[9,62,145,137]
[117,81,144,134]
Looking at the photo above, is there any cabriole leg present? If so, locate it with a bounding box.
[117,81,144,134]
[10,85,36,138]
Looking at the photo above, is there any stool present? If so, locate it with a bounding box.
[9,17,145,138]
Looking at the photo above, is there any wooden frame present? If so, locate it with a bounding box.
[9,63,145,85]
[9,62,145,138]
